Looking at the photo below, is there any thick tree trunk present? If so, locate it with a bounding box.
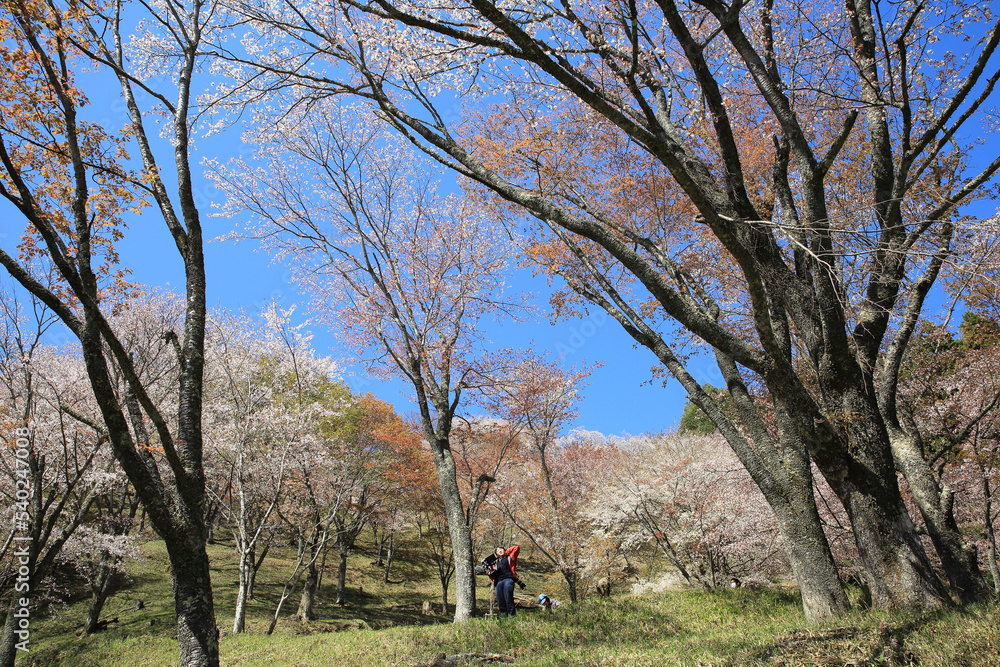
[815,399,949,608]
[296,561,319,621]
[430,439,476,621]
[838,476,946,606]
[770,494,851,622]
[0,601,24,667]
[781,374,950,610]
[165,533,218,667]
[892,434,987,602]
[705,373,851,623]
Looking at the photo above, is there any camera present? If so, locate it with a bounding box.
[475,553,497,575]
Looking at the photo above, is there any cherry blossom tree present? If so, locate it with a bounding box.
[210,101,524,621]
[258,369,352,630]
[592,433,785,589]
[60,522,142,636]
[202,305,341,633]
[0,0,235,661]
[482,356,592,600]
[367,403,431,583]
[0,288,113,660]
[216,0,1000,616]
[362,401,439,584]
[894,314,1000,595]
[493,435,609,602]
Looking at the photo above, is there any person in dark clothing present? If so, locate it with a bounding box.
[487,545,522,617]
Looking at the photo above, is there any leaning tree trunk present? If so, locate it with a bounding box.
[0,540,37,667]
[698,356,852,623]
[770,490,851,622]
[0,602,25,667]
[248,541,271,600]
[891,433,987,602]
[81,556,117,637]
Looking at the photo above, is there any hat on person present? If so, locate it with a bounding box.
[538,593,549,604]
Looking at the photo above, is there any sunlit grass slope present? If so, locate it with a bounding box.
[25,535,1000,666]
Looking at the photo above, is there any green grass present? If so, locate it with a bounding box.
[22,534,1000,666]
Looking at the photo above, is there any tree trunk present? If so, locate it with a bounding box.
[770,494,851,622]
[430,439,475,621]
[703,369,851,623]
[245,542,257,601]
[892,433,987,602]
[838,475,946,607]
[373,524,384,566]
[165,533,218,667]
[248,540,270,600]
[233,549,254,634]
[813,400,948,608]
[0,601,24,667]
[786,380,949,610]
[81,558,116,637]
[0,542,36,667]
[336,543,349,605]
[315,540,330,592]
[296,561,318,621]
[383,531,396,584]
[979,456,1000,596]
[561,569,579,603]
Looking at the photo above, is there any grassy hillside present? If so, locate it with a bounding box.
[23,533,1000,666]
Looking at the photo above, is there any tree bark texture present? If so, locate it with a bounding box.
[430,438,476,621]
[233,549,254,634]
[81,559,116,637]
[166,532,218,667]
[336,544,350,605]
[891,434,987,602]
[296,561,319,621]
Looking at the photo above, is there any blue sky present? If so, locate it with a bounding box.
[0,107,689,436]
[105,205,691,436]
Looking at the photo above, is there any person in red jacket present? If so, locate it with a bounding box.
[487,545,523,617]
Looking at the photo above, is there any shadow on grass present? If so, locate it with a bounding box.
[727,606,958,667]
